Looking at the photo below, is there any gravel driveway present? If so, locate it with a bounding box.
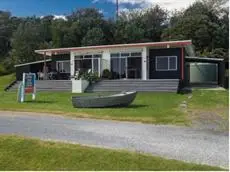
[0,111,228,168]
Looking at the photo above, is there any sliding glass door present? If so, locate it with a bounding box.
[110,52,142,79]
[127,57,142,79]
[110,58,126,79]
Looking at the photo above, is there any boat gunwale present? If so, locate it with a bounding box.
[72,91,137,100]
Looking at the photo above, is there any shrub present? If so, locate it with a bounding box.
[0,64,7,76]
[102,69,112,79]
[77,71,100,84]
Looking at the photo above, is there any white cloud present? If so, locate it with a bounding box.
[53,15,67,21]
[39,15,67,21]
[96,0,197,11]
[99,9,104,13]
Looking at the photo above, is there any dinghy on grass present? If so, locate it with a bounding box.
[72,91,137,108]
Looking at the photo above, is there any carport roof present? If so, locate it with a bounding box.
[185,56,224,62]
[34,40,194,56]
[14,59,52,67]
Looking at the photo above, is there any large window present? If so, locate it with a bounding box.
[75,54,101,75]
[155,56,177,71]
[56,61,70,73]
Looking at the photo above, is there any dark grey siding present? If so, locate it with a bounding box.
[51,54,70,62]
[149,48,181,79]
[16,65,30,80]
[15,61,52,81]
[51,54,70,71]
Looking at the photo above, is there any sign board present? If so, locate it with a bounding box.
[18,73,36,103]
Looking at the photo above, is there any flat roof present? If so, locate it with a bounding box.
[185,56,224,62]
[14,59,52,67]
[35,40,193,56]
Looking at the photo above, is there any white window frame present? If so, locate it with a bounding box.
[110,52,142,58]
[110,51,142,79]
[56,60,70,73]
[74,54,102,76]
[155,56,177,71]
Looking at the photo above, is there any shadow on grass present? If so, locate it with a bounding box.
[123,104,148,108]
[25,100,56,104]
[92,104,148,109]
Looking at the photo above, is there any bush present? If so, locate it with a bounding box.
[78,71,100,84]
[0,57,15,76]
[0,64,7,76]
[102,69,112,79]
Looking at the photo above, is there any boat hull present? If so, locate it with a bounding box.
[72,91,137,108]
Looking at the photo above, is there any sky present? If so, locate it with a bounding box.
[0,0,198,18]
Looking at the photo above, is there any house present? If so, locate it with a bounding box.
[13,40,225,92]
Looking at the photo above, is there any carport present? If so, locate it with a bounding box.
[184,57,225,87]
[15,59,52,80]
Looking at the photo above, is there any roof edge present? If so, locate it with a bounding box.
[185,56,224,61]
[14,59,52,67]
[35,40,192,55]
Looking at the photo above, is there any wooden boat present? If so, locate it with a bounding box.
[72,91,137,108]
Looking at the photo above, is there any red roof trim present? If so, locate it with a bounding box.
[35,40,192,55]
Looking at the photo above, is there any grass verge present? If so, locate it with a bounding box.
[0,74,228,126]
[0,135,224,171]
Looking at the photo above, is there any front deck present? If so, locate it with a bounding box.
[10,79,180,92]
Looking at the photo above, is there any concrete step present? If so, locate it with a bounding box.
[86,79,179,92]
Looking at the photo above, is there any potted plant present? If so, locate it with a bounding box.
[72,71,89,93]
[72,70,100,93]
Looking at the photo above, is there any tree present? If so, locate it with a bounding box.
[62,21,81,47]
[0,11,12,59]
[68,8,105,38]
[81,27,106,46]
[161,1,229,58]
[142,5,168,41]
[51,19,66,48]
[40,15,53,44]
[114,6,167,44]
[114,9,145,43]
[11,21,43,63]
[114,20,145,43]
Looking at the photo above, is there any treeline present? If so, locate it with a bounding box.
[0,0,228,75]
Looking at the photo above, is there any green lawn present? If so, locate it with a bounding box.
[0,135,224,171]
[0,73,15,90]
[0,74,228,125]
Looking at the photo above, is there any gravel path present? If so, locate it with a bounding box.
[0,111,228,168]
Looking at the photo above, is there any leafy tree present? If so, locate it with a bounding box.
[161,1,229,58]
[68,8,105,38]
[81,27,106,46]
[11,21,43,63]
[0,11,12,59]
[62,21,81,47]
[40,15,53,43]
[51,19,66,48]
[142,5,168,41]
[114,6,167,43]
